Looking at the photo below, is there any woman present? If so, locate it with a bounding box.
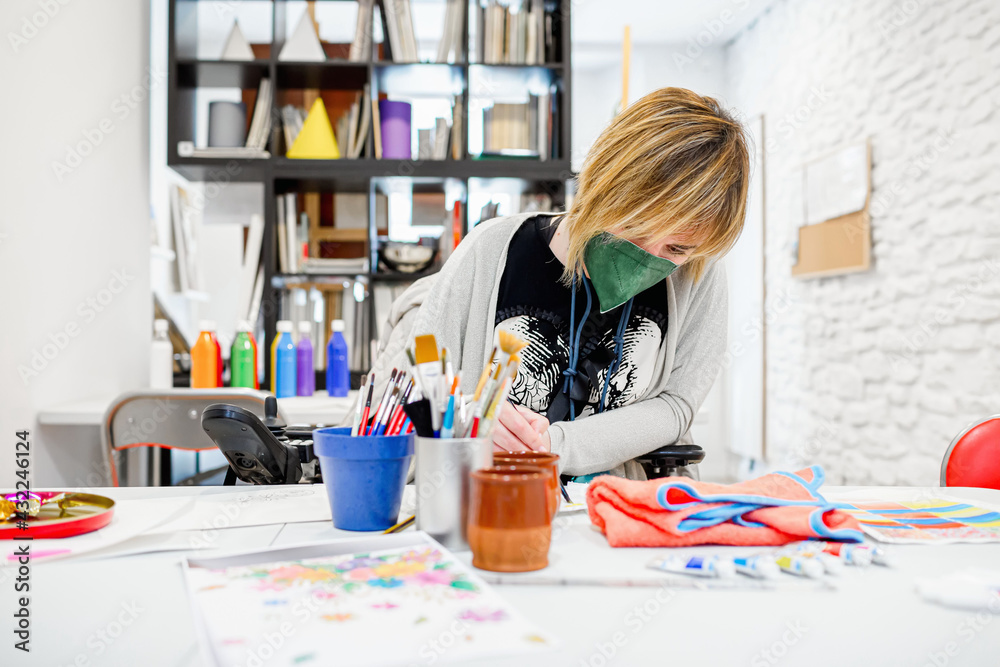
[371,87,750,480]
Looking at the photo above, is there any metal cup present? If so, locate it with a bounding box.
[415,437,493,550]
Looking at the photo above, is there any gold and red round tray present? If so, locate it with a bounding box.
[0,492,115,539]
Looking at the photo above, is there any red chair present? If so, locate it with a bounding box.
[940,415,1000,489]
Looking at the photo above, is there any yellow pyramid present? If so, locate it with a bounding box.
[287,99,340,159]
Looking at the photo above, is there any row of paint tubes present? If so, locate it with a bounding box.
[648,541,889,580]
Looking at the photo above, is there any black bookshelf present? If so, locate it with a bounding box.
[167,0,573,389]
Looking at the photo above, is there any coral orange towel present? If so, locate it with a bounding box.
[587,465,864,547]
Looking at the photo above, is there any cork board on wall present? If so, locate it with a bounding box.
[792,139,871,279]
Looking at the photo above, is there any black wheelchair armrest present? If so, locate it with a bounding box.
[636,444,706,479]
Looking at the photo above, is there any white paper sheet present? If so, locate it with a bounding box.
[183,532,556,666]
[804,141,869,224]
[146,484,332,535]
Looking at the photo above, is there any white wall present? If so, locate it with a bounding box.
[0,0,152,486]
[572,42,728,171]
[726,0,1000,485]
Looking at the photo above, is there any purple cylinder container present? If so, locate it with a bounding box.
[379,100,412,160]
[296,331,315,397]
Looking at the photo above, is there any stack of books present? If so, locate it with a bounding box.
[480,90,555,159]
[477,0,553,65]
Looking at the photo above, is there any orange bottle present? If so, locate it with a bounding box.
[191,320,219,388]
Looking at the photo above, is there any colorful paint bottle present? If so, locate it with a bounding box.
[231,320,258,389]
[296,321,315,397]
[191,321,219,388]
[326,319,350,397]
[272,320,297,398]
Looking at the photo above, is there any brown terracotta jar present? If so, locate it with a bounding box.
[493,452,561,519]
[467,466,552,572]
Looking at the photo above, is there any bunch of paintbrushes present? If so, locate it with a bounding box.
[349,370,415,437]
[402,331,528,439]
[346,331,528,440]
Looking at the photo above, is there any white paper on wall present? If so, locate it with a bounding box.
[803,141,869,225]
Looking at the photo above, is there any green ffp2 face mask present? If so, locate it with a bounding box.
[583,232,678,313]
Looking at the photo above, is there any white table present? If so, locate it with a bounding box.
[4,486,1000,667]
[37,390,358,428]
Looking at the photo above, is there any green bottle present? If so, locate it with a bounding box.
[230,320,258,389]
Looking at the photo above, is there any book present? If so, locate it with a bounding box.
[436,0,464,63]
[349,0,375,62]
[383,0,418,62]
[245,78,272,151]
[346,94,360,159]
[281,105,305,150]
[276,194,288,273]
[480,0,551,64]
[248,266,264,326]
[350,84,372,158]
[237,214,264,323]
[451,94,463,160]
[432,117,450,160]
[176,142,269,159]
[220,21,254,61]
[285,193,298,272]
[372,90,383,158]
[396,0,419,62]
[334,193,368,229]
[279,12,325,62]
[299,257,370,274]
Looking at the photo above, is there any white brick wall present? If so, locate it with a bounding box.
[726,0,1000,485]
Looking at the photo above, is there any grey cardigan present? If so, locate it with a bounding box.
[367,212,728,479]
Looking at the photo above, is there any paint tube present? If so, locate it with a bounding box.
[648,555,736,578]
[733,555,781,579]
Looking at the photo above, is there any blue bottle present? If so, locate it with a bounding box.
[273,320,297,398]
[326,319,350,397]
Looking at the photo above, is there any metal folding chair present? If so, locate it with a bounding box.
[940,415,1000,490]
[101,389,288,486]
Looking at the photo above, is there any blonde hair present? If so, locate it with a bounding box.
[563,87,750,283]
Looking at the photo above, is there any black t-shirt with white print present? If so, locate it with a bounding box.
[494,216,668,422]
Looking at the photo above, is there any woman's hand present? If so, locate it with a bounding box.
[492,403,551,453]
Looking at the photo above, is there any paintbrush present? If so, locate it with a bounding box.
[402,399,435,437]
[373,386,399,436]
[383,515,415,534]
[472,346,497,402]
[413,335,442,422]
[358,376,375,436]
[368,368,397,435]
[350,373,370,436]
